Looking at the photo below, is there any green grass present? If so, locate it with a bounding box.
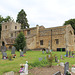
[0,50,75,75]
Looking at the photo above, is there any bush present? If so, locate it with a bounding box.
[47,52,55,67]
[28,58,48,67]
[8,54,12,60]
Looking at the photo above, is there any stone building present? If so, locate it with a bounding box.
[1,21,75,51]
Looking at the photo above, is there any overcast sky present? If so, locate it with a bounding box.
[0,0,75,28]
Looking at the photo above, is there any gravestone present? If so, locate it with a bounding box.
[42,50,44,54]
[60,55,63,59]
[48,55,50,58]
[46,49,48,53]
[53,71,61,75]
[55,56,58,62]
[64,62,69,75]
[69,51,71,56]
[20,51,24,57]
[23,47,26,53]
[1,46,7,52]
[2,52,7,59]
[11,46,15,54]
[66,51,68,57]
[39,57,42,61]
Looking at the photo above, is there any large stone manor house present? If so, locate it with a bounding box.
[1,21,75,51]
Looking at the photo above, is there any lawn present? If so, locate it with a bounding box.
[0,50,75,75]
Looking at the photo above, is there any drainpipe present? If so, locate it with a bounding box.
[51,29,52,50]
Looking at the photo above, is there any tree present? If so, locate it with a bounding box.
[63,19,75,34]
[14,32,26,51]
[16,9,29,29]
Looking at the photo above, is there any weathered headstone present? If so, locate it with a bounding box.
[46,49,48,53]
[11,46,15,54]
[2,52,7,59]
[23,47,26,53]
[39,57,42,61]
[53,71,61,75]
[42,50,44,54]
[20,51,24,57]
[48,55,50,58]
[66,51,68,57]
[69,51,71,56]
[64,62,69,75]
[55,56,58,62]
[1,46,7,52]
[60,55,63,59]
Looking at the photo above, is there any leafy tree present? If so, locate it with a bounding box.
[63,19,75,34]
[14,32,26,51]
[16,9,29,29]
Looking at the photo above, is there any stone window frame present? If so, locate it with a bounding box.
[27,30,30,35]
[55,39,59,44]
[5,25,7,29]
[11,33,13,37]
[15,26,17,29]
[40,40,43,45]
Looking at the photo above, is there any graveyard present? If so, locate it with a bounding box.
[0,50,75,75]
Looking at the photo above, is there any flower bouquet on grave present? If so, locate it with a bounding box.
[8,54,12,60]
[66,70,71,75]
[19,64,24,73]
[72,64,75,68]
[12,54,16,58]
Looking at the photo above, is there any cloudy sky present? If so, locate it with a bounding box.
[0,0,75,28]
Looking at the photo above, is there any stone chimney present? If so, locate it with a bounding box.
[36,25,40,48]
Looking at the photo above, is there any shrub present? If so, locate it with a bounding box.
[47,52,55,67]
[8,54,12,60]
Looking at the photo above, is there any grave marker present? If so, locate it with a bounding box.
[69,51,71,57]
[66,51,68,57]
[11,46,15,54]
[20,51,24,57]
[1,46,7,52]
[64,62,69,75]
[2,52,7,59]
[23,47,26,53]
[55,56,58,62]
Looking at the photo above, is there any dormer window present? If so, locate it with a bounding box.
[5,26,7,29]
[15,26,17,29]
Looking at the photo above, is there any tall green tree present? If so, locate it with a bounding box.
[14,32,26,51]
[63,19,75,34]
[16,9,29,29]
